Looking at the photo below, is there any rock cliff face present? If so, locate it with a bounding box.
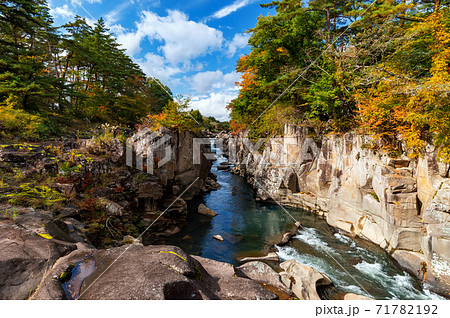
[227,124,450,296]
[126,127,218,239]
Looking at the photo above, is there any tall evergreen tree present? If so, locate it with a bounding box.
[0,0,59,110]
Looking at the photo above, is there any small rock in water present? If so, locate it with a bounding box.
[217,165,230,171]
[198,203,218,217]
[276,221,302,246]
[213,235,224,241]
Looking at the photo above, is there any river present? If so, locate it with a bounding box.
[164,141,443,300]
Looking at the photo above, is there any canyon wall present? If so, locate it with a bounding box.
[228,124,450,296]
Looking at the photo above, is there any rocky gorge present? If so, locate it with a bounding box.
[0,126,223,299]
[1,123,448,300]
[225,124,450,297]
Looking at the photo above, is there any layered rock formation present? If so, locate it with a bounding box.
[0,126,219,247]
[227,124,450,296]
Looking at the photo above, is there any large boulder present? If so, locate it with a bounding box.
[192,256,277,300]
[32,245,278,300]
[280,260,332,300]
[0,217,76,300]
[237,261,291,294]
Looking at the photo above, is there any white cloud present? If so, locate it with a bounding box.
[116,10,224,65]
[191,71,224,94]
[222,71,242,88]
[73,0,102,4]
[117,30,143,56]
[190,71,241,94]
[212,0,253,19]
[227,33,250,57]
[190,92,235,122]
[49,4,75,19]
[138,53,183,83]
[188,70,241,120]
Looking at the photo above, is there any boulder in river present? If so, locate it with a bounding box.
[276,221,302,246]
[198,203,218,217]
[213,235,224,241]
[236,261,292,295]
[217,165,230,171]
[280,260,332,300]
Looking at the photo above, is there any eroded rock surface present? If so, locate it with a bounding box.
[0,217,76,300]
[280,260,332,300]
[227,124,450,294]
[32,245,278,300]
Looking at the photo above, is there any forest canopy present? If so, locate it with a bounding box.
[229,0,450,161]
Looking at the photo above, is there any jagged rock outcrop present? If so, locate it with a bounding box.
[0,126,218,247]
[227,124,450,295]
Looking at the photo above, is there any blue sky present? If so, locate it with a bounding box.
[47,0,276,121]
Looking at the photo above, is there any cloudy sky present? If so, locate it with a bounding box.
[48,0,275,121]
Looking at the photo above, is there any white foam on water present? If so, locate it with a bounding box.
[276,245,336,277]
[294,227,339,256]
[333,231,378,262]
[279,226,444,300]
[355,261,386,279]
[334,232,352,244]
[353,261,442,300]
[423,284,446,300]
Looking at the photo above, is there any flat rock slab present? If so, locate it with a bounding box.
[344,293,373,300]
[239,252,279,263]
[33,245,277,300]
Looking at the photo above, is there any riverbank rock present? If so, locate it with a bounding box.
[0,217,76,300]
[32,245,278,300]
[236,261,292,294]
[239,252,279,263]
[280,260,332,300]
[198,203,218,217]
[191,256,277,300]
